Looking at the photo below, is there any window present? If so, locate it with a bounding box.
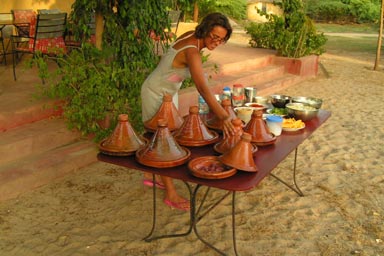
[262,3,267,13]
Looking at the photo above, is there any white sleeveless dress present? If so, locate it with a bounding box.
[141,34,198,122]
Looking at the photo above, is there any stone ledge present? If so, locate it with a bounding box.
[272,55,319,77]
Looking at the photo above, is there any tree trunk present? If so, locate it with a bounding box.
[193,2,199,22]
[95,12,104,50]
[374,0,384,70]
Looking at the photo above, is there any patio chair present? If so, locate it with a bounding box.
[11,9,36,37]
[37,9,62,14]
[168,10,182,35]
[64,13,96,51]
[0,13,13,64]
[151,10,182,55]
[11,12,67,81]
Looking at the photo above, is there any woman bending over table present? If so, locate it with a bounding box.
[141,12,235,211]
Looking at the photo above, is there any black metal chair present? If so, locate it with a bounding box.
[151,10,183,55]
[11,12,67,81]
[11,9,36,37]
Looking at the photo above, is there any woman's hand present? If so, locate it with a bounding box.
[222,117,235,137]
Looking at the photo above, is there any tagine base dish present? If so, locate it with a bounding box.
[99,137,148,156]
[135,147,191,168]
[175,130,220,147]
[251,134,277,146]
[188,156,237,179]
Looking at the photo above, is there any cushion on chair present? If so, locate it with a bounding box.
[23,15,67,55]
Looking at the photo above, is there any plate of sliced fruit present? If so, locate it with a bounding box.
[282,118,306,132]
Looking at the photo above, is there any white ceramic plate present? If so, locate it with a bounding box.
[282,123,306,132]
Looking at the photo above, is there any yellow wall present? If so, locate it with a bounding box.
[0,0,74,14]
[247,3,282,22]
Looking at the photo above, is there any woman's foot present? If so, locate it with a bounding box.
[143,173,165,189]
[142,179,165,190]
[163,198,190,211]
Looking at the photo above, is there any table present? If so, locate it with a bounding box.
[0,17,13,64]
[0,17,30,65]
[97,109,331,255]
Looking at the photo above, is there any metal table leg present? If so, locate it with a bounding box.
[143,174,194,242]
[143,176,240,255]
[270,147,304,197]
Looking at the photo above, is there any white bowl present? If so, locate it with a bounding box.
[234,107,255,124]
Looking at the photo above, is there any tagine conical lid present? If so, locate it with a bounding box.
[218,133,258,172]
[205,99,237,131]
[136,118,191,168]
[173,106,219,146]
[99,114,148,156]
[214,118,243,154]
[243,109,276,146]
[144,94,184,133]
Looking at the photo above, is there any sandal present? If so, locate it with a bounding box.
[143,179,165,190]
[163,199,190,211]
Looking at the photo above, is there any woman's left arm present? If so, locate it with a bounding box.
[185,48,235,135]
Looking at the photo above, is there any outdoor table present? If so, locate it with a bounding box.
[97,109,331,255]
[0,16,13,64]
[0,17,31,65]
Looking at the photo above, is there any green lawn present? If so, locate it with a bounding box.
[315,23,382,55]
[315,23,379,34]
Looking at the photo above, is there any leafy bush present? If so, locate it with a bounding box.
[348,0,381,23]
[33,1,171,140]
[305,0,381,23]
[246,0,327,58]
[306,1,352,22]
[198,0,247,20]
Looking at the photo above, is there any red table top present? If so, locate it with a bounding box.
[97,110,331,192]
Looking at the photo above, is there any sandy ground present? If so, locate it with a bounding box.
[0,34,384,256]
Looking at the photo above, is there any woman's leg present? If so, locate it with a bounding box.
[143,172,165,189]
[161,176,190,210]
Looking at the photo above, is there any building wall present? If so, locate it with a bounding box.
[247,2,282,22]
[0,0,73,14]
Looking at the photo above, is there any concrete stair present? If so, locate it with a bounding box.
[0,59,99,202]
[178,44,315,116]
[0,43,317,202]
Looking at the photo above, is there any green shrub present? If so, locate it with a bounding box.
[305,0,381,23]
[246,0,327,58]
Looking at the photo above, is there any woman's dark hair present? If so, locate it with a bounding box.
[195,13,232,42]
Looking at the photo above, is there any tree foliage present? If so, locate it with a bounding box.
[34,0,173,139]
[246,0,327,58]
[305,0,381,23]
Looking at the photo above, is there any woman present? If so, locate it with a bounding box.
[141,12,235,211]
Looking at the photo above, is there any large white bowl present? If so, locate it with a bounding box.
[285,103,319,121]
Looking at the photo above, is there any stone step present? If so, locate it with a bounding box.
[0,139,98,201]
[178,70,299,116]
[215,65,286,88]
[253,74,305,96]
[0,56,63,132]
[0,117,81,166]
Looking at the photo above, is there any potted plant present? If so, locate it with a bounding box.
[31,1,176,141]
[245,0,327,76]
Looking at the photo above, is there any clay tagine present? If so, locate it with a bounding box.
[243,109,276,146]
[143,93,184,133]
[218,132,258,172]
[214,118,257,154]
[173,106,219,147]
[136,118,191,168]
[99,114,148,156]
[205,98,237,131]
